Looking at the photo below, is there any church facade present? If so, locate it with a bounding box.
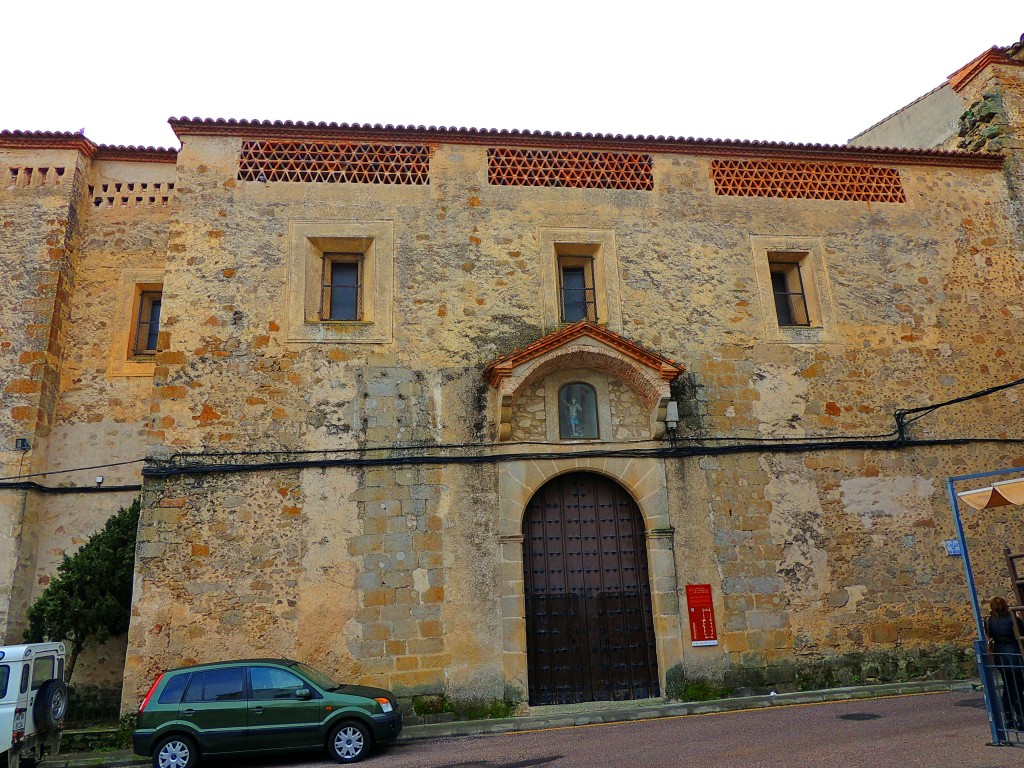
[2,38,1024,707]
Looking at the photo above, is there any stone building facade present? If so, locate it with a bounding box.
[2,38,1024,705]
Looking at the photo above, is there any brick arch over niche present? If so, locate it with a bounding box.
[483,322,684,441]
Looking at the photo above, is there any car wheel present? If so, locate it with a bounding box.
[153,734,198,768]
[328,720,371,763]
[32,678,68,731]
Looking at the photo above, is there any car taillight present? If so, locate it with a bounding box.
[138,673,164,713]
[13,706,26,741]
[375,697,393,713]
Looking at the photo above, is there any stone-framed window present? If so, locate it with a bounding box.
[285,221,394,344]
[538,228,622,332]
[109,269,164,377]
[751,236,835,343]
[558,382,599,439]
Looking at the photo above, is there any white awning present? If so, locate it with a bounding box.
[957,476,1024,509]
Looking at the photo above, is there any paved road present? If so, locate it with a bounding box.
[158,691,1023,768]
[370,692,1016,768]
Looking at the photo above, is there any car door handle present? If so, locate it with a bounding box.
[182,709,196,717]
[252,707,264,715]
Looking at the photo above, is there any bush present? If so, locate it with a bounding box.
[412,694,518,720]
[24,500,140,681]
[116,712,137,749]
[665,664,732,702]
[445,696,518,720]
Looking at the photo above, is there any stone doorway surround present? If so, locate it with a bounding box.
[497,457,683,701]
[482,321,688,702]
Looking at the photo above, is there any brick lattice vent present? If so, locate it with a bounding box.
[487,148,653,190]
[238,141,430,184]
[711,159,906,203]
[88,182,174,208]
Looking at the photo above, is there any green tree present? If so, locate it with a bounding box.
[24,499,140,681]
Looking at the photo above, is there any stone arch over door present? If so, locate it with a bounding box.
[497,457,683,703]
[523,471,659,704]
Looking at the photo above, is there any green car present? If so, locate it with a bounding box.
[132,658,402,766]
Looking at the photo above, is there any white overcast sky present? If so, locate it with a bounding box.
[3,2,1023,149]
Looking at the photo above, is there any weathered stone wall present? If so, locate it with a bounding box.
[0,144,171,687]
[7,64,1024,708]
[0,145,87,640]
[30,156,172,592]
[117,124,1024,708]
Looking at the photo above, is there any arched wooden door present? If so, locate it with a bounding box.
[523,472,659,705]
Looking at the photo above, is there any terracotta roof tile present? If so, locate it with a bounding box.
[948,44,1024,93]
[95,144,178,163]
[1,131,178,163]
[168,117,1003,169]
[484,321,684,389]
[0,129,97,155]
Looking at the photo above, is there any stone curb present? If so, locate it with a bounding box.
[400,679,979,740]
[43,679,980,767]
[42,753,146,768]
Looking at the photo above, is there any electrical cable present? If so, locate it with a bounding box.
[0,458,145,483]
[5,373,1023,487]
[0,481,142,494]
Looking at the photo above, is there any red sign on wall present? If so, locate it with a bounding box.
[686,584,718,646]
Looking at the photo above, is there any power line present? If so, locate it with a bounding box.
[0,458,145,483]
[5,373,1024,486]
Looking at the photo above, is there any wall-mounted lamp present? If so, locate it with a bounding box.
[14,438,30,451]
[95,476,104,486]
[665,401,680,448]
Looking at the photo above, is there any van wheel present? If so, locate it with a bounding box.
[328,720,371,763]
[33,678,68,731]
[153,734,198,768]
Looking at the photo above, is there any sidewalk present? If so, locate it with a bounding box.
[42,679,978,768]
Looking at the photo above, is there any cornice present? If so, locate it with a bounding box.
[0,130,97,157]
[949,46,1024,93]
[95,144,178,164]
[168,117,1004,170]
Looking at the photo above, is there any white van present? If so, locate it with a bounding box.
[0,643,67,768]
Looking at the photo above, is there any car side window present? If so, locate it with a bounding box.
[31,656,55,690]
[20,664,30,693]
[201,668,245,702]
[158,672,191,705]
[182,672,204,703]
[0,665,10,698]
[249,667,306,701]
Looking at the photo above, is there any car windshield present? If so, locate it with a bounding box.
[0,665,9,699]
[291,662,342,691]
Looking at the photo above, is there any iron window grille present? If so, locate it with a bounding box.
[559,257,597,323]
[320,254,363,321]
[769,262,811,327]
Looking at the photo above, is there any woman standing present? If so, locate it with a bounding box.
[986,596,1024,730]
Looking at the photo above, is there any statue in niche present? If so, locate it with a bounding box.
[559,383,598,439]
